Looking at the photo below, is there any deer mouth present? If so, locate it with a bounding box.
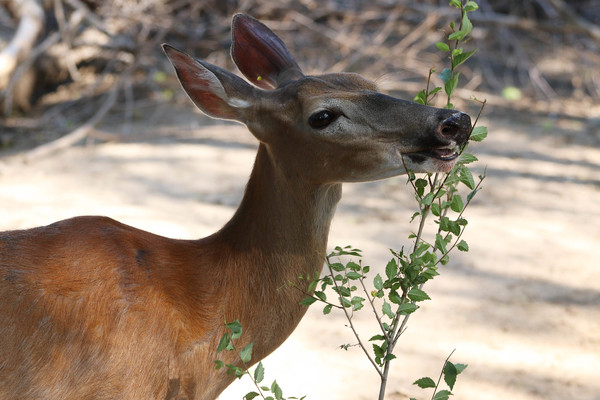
[406,145,460,162]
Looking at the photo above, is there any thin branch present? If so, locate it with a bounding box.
[431,349,456,400]
[326,262,383,379]
[2,32,60,114]
[24,79,120,160]
[358,276,388,339]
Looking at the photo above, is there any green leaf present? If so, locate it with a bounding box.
[430,87,442,96]
[323,304,333,315]
[421,267,440,280]
[347,261,361,271]
[436,42,450,52]
[307,279,319,293]
[444,72,460,97]
[470,125,487,142]
[459,153,478,164]
[433,389,453,400]
[388,290,403,305]
[414,377,436,388]
[329,262,345,272]
[226,364,244,378]
[351,296,365,311]
[407,287,431,302]
[415,178,428,197]
[271,380,283,400]
[444,361,458,390]
[457,240,469,252]
[431,203,441,217]
[435,233,448,254]
[450,194,464,212]
[240,342,253,363]
[346,271,362,280]
[410,211,421,222]
[440,217,460,236]
[422,192,435,206]
[369,334,386,341]
[314,291,327,302]
[449,0,461,8]
[448,13,472,41]
[384,353,397,361]
[226,320,243,339]
[455,363,468,374]
[244,392,260,400]
[414,241,430,257]
[299,297,317,306]
[341,296,352,308]
[216,332,230,353]
[374,273,384,290]
[214,360,224,370]
[467,187,481,202]
[414,90,427,105]
[461,12,473,36]
[459,165,475,190]
[254,362,265,383]
[382,300,395,319]
[465,1,479,12]
[452,49,476,69]
[372,343,385,359]
[386,259,398,280]
[439,68,452,84]
[398,302,418,315]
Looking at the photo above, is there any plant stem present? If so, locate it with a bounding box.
[326,263,383,379]
[358,276,388,338]
[431,349,456,400]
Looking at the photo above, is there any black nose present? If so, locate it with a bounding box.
[438,112,471,144]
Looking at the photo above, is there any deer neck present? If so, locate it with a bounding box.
[205,143,341,358]
[219,143,342,269]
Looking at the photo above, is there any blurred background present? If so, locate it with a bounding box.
[1,1,599,399]
[1,0,599,147]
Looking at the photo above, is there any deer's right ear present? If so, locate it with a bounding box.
[231,14,304,89]
[163,44,254,122]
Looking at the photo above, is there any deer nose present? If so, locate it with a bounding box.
[438,112,471,144]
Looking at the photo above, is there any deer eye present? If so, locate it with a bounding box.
[308,110,339,129]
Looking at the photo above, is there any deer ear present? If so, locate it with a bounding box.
[163,44,254,122]
[231,14,304,89]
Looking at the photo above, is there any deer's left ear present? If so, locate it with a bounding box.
[163,44,255,122]
[231,14,304,90]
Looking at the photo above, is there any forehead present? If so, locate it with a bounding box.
[296,73,379,94]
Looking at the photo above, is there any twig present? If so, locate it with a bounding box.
[546,0,600,42]
[326,261,383,379]
[2,32,60,114]
[24,81,120,161]
[358,276,388,339]
[0,0,44,94]
[53,0,81,82]
[431,349,456,400]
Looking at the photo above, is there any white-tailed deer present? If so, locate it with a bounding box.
[0,14,471,400]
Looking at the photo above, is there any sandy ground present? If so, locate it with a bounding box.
[1,107,599,400]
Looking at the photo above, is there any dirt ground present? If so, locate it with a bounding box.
[1,103,599,399]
